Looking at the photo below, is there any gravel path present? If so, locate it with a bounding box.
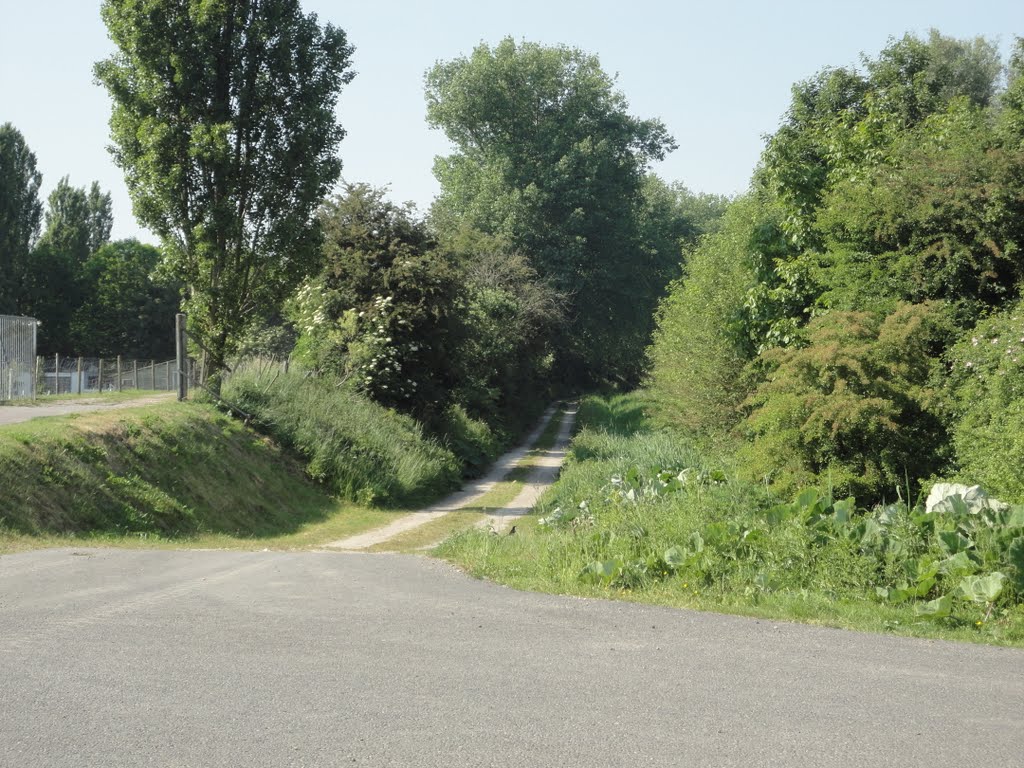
[324,404,570,551]
[483,405,577,532]
[2,547,1021,768]
[0,393,176,426]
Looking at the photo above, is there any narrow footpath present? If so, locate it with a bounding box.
[324,403,578,552]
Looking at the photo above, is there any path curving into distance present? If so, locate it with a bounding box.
[324,404,577,551]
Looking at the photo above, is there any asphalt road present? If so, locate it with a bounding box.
[1,548,1022,767]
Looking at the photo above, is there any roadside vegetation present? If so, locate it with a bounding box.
[438,393,1024,646]
[5,7,1024,649]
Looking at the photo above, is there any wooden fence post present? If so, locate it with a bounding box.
[98,358,104,392]
[175,314,188,401]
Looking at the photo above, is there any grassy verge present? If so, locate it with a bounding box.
[436,392,1024,647]
[0,402,405,555]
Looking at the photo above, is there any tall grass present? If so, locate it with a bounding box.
[223,366,461,506]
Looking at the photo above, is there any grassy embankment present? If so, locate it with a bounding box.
[0,369,515,554]
[436,393,1024,647]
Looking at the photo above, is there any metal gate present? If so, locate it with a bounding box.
[0,314,38,401]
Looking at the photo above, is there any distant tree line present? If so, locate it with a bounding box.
[0,123,178,358]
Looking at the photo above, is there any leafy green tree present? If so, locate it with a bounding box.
[448,230,564,426]
[0,124,43,314]
[86,182,114,255]
[1000,37,1024,148]
[19,178,115,352]
[426,38,676,384]
[37,178,113,262]
[71,239,180,358]
[813,101,1024,317]
[290,184,462,420]
[95,0,355,393]
[18,242,78,353]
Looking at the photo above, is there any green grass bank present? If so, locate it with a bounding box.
[436,392,1024,647]
[0,370,532,554]
[0,402,351,546]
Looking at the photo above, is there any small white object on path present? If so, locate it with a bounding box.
[324,404,577,551]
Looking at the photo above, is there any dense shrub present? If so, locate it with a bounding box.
[738,302,951,502]
[647,197,761,433]
[289,183,463,423]
[947,301,1024,501]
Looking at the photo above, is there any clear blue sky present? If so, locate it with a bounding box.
[1,1,1021,242]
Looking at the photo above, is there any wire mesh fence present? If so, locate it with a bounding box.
[34,355,197,397]
[0,315,38,401]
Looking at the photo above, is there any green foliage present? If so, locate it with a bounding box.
[7,172,117,353]
[650,32,1024,503]
[39,177,111,266]
[222,366,462,506]
[647,196,762,433]
[755,30,1010,324]
[290,183,461,420]
[946,300,1024,502]
[426,37,678,385]
[95,0,355,390]
[814,101,1024,314]
[17,241,80,353]
[71,239,180,358]
[446,233,561,430]
[434,403,503,478]
[739,303,951,502]
[0,123,43,314]
[1001,38,1024,147]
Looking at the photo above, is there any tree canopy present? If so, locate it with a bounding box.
[95,0,355,391]
[0,124,43,315]
[426,38,678,385]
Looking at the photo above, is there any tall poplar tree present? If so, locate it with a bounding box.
[95,0,355,391]
[0,124,43,315]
